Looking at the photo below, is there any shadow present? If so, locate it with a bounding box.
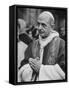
[5,80,9,84]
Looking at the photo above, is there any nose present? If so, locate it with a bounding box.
[38,24,42,30]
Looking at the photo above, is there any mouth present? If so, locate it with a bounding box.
[39,30,45,34]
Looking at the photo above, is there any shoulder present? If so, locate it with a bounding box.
[51,37,65,52]
[52,37,65,46]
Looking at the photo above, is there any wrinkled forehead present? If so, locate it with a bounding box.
[37,11,54,25]
[37,17,49,26]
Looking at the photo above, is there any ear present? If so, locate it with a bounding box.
[49,17,55,29]
[51,24,55,29]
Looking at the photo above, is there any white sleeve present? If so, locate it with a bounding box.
[39,64,65,81]
[18,64,33,82]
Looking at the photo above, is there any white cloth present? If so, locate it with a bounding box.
[39,64,65,80]
[18,64,65,82]
[39,30,59,48]
[40,47,44,63]
[18,64,33,82]
[18,41,28,68]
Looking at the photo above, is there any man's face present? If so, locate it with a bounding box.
[37,20,51,38]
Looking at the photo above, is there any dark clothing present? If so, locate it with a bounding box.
[19,33,32,45]
[60,35,65,41]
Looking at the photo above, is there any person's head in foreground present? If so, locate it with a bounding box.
[37,11,55,39]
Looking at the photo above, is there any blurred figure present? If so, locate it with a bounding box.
[26,25,34,40]
[18,18,26,34]
[18,19,28,68]
[59,19,65,40]
[18,18,32,45]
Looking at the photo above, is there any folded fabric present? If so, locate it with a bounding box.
[39,64,65,81]
[18,64,33,82]
[39,30,59,49]
[18,64,65,82]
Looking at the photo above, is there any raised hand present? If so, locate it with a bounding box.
[29,57,41,73]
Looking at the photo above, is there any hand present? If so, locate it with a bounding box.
[29,57,41,73]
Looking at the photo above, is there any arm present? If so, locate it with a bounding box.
[57,39,65,72]
[19,42,33,69]
[18,42,34,82]
[19,33,32,45]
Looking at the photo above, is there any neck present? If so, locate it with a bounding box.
[40,33,50,40]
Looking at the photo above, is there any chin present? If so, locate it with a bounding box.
[39,32,49,38]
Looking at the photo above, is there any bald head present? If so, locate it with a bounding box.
[38,11,55,28]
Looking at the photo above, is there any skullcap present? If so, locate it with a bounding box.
[38,11,54,26]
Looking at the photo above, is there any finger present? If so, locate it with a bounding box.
[29,58,33,62]
[29,61,38,69]
[29,61,36,67]
[30,64,38,72]
[29,59,41,68]
[30,59,41,65]
[36,57,40,61]
[29,60,38,68]
[29,59,36,64]
[30,62,39,72]
[30,60,41,69]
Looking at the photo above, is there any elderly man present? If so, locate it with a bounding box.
[18,11,65,82]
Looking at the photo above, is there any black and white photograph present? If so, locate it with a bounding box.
[9,5,67,85]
